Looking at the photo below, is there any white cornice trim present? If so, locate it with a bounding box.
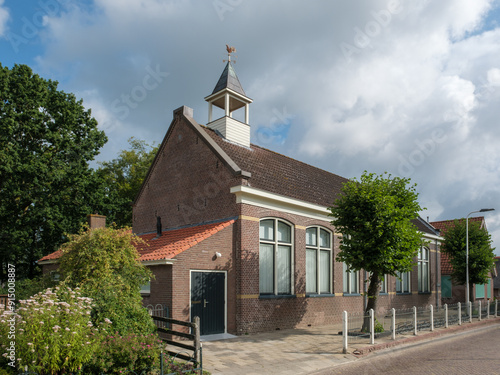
[37,260,58,265]
[422,233,443,242]
[141,259,176,266]
[230,185,332,221]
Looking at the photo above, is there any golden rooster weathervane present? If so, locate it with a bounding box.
[223,44,237,63]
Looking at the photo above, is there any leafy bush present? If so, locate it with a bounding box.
[59,225,156,335]
[0,285,105,374]
[86,332,162,374]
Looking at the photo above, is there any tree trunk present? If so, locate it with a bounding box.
[362,271,381,332]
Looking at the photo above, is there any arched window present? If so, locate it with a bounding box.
[418,246,430,293]
[259,219,294,295]
[306,227,332,294]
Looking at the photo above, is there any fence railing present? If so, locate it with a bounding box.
[342,300,499,354]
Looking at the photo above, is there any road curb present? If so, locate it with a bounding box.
[352,317,500,356]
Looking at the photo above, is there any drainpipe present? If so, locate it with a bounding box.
[364,270,367,311]
[436,238,439,308]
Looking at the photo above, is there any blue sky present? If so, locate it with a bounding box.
[2,0,500,253]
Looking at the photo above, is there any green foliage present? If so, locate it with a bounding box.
[0,285,104,374]
[330,171,423,311]
[441,219,495,286]
[0,63,109,281]
[86,332,162,374]
[0,274,58,302]
[97,137,159,227]
[59,225,155,335]
[374,319,384,333]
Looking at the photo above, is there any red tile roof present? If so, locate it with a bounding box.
[39,219,235,264]
[136,219,235,261]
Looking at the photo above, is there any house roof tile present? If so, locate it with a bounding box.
[136,219,235,261]
[39,219,235,264]
[203,126,349,207]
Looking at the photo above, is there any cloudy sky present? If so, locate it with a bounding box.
[2,0,500,254]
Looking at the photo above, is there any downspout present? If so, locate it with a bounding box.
[436,238,439,308]
[364,270,367,311]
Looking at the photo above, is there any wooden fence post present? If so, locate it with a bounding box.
[194,316,200,365]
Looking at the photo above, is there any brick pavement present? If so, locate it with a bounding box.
[200,317,500,374]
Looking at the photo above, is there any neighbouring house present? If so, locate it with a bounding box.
[493,256,500,298]
[430,217,495,305]
[40,59,443,336]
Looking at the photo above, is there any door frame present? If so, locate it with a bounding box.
[189,269,227,335]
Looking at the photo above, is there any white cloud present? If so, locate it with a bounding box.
[0,0,9,37]
[30,0,500,252]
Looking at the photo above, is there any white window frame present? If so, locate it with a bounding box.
[380,275,388,294]
[396,271,411,293]
[305,226,333,295]
[343,262,359,294]
[259,218,294,295]
[418,246,430,293]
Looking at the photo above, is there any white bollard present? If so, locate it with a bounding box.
[430,305,434,331]
[458,302,462,326]
[342,311,348,354]
[392,308,396,340]
[370,308,375,345]
[469,302,473,323]
[487,300,490,319]
[479,301,482,321]
[496,300,498,318]
[445,304,448,328]
[413,306,417,336]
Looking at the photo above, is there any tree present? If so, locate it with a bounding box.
[441,219,495,286]
[0,63,108,281]
[329,171,423,321]
[97,138,159,227]
[59,225,155,335]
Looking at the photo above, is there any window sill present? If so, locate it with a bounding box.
[396,292,411,295]
[259,294,296,299]
[418,291,431,295]
[379,293,388,296]
[343,293,361,297]
[305,293,335,298]
[140,292,151,297]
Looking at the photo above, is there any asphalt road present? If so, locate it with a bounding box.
[313,324,500,375]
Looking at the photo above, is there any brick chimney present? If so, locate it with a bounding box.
[87,214,106,229]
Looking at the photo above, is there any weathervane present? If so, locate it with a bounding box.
[223,44,237,63]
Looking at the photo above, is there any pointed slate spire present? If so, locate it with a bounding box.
[211,61,246,97]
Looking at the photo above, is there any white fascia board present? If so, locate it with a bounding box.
[230,185,331,221]
[37,259,58,265]
[421,232,443,243]
[141,259,176,266]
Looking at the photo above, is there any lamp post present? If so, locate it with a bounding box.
[465,208,495,306]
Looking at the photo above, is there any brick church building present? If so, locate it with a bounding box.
[41,56,442,336]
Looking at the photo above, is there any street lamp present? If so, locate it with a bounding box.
[465,208,495,306]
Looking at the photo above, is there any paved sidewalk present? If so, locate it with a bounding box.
[200,318,500,375]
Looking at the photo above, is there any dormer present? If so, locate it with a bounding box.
[204,52,253,148]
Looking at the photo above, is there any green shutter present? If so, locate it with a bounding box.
[487,278,492,299]
[475,283,485,299]
[441,275,452,298]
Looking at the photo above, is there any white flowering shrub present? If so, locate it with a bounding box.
[0,285,108,374]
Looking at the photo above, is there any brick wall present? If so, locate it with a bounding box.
[235,203,441,334]
[133,116,242,234]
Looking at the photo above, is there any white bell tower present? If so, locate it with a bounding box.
[204,46,253,147]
